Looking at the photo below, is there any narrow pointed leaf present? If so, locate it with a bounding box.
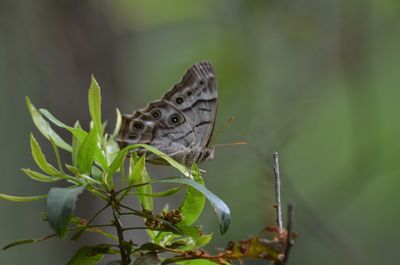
[128,155,145,186]
[3,234,56,250]
[192,233,213,248]
[153,177,231,234]
[39,108,73,129]
[40,109,88,141]
[30,134,59,175]
[112,144,189,177]
[134,144,189,176]
[129,155,153,211]
[65,164,80,175]
[112,108,122,138]
[105,145,132,187]
[72,122,82,166]
[47,185,85,237]
[22,168,61,182]
[180,165,205,226]
[76,128,98,174]
[105,138,121,164]
[0,193,47,202]
[49,137,64,173]
[26,97,72,152]
[88,76,103,137]
[128,185,183,198]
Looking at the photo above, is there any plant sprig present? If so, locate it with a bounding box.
[0,76,295,265]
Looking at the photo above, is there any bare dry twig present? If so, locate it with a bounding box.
[272,152,283,230]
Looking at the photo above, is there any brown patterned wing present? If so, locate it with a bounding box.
[116,100,198,165]
[116,61,218,165]
[162,61,218,149]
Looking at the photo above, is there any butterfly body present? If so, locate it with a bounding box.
[116,61,218,166]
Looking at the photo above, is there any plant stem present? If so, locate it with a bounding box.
[110,192,131,265]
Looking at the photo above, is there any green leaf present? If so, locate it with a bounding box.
[76,128,98,174]
[2,234,56,250]
[72,121,82,167]
[30,134,59,176]
[175,233,213,251]
[111,108,122,138]
[133,253,161,265]
[191,233,213,248]
[175,224,201,237]
[88,76,103,137]
[105,138,121,164]
[134,144,189,177]
[127,155,154,238]
[129,154,145,186]
[66,244,112,265]
[39,109,87,144]
[39,108,76,130]
[91,165,103,181]
[22,168,61,182]
[40,107,108,170]
[49,137,63,173]
[86,228,118,241]
[47,185,85,237]
[65,164,80,175]
[26,97,72,152]
[128,185,183,198]
[104,145,132,188]
[3,239,38,250]
[153,177,231,235]
[0,193,47,202]
[110,143,190,176]
[180,165,205,226]
[129,155,153,211]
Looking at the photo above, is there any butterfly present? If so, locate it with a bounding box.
[116,61,218,166]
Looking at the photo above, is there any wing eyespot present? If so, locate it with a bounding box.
[132,121,145,132]
[186,91,193,96]
[150,109,162,120]
[199,80,205,86]
[169,114,181,125]
[175,96,184,104]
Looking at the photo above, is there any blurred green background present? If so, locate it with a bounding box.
[1,0,399,264]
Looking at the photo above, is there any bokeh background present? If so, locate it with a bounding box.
[1,1,399,264]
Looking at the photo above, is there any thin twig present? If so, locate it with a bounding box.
[272,152,283,229]
[70,202,111,239]
[283,204,294,264]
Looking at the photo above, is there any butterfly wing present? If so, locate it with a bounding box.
[162,61,218,148]
[117,100,198,164]
[116,61,217,165]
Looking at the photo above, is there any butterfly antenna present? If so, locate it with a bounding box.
[210,116,236,145]
[213,141,247,148]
